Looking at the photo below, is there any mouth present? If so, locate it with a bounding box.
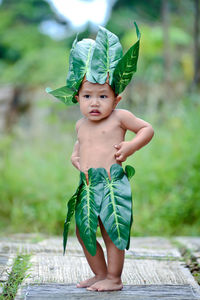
[90,109,100,116]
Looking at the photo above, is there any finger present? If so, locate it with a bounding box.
[114,144,120,149]
[116,155,125,162]
[118,142,123,148]
[115,150,121,157]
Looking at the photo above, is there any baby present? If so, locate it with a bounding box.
[47,23,154,292]
[72,78,154,291]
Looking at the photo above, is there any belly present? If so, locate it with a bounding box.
[79,145,121,174]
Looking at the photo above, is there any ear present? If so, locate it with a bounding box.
[75,95,79,103]
[114,95,122,108]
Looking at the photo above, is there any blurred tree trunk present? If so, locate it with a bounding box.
[162,0,171,83]
[193,0,200,87]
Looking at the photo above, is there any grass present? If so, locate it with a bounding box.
[0,254,31,300]
[172,239,200,285]
[0,99,200,237]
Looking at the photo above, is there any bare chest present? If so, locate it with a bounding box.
[78,119,125,146]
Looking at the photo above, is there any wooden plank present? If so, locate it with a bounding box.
[127,237,181,259]
[39,237,181,259]
[0,236,81,255]
[0,236,181,259]
[15,284,200,300]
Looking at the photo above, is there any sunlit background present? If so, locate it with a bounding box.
[0,0,199,237]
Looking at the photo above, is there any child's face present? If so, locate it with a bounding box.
[75,80,121,122]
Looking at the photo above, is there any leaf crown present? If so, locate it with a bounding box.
[46,22,141,106]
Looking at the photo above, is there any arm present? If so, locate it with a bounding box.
[115,110,154,162]
[70,119,83,170]
[71,140,80,170]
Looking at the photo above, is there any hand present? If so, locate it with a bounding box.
[114,141,136,162]
[71,156,81,170]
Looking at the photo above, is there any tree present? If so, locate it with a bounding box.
[193,0,200,87]
[162,0,171,82]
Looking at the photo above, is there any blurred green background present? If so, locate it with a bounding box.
[0,0,200,237]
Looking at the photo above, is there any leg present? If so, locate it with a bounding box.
[76,226,107,288]
[87,219,124,291]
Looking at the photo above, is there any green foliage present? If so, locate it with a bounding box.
[113,0,162,21]
[0,129,79,235]
[0,0,71,86]
[1,0,54,24]
[126,100,200,236]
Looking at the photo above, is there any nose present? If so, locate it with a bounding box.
[91,97,99,106]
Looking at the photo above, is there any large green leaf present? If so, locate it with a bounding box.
[100,164,132,250]
[66,35,78,90]
[75,169,103,256]
[112,22,141,95]
[63,189,79,255]
[73,38,96,84]
[91,26,123,84]
[46,86,77,106]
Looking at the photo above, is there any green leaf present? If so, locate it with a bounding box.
[100,164,132,250]
[63,190,79,255]
[125,165,135,180]
[112,22,141,95]
[73,38,96,83]
[91,26,123,84]
[46,86,77,106]
[66,35,78,90]
[75,169,103,256]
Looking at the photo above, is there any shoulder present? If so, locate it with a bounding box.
[114,109,149,132]
[75,117,86,132]
[114,109,137,121]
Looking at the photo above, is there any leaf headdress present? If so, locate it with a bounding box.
[46,22,141,105]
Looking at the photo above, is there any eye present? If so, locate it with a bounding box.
[100,95,107,99]
[83,94,90,99]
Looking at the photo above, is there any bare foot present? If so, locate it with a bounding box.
[76,275,106,288]
[87,278,123,292]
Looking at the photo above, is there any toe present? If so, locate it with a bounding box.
[87,285,98,291]
[87,287,95,291]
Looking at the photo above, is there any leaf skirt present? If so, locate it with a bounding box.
[63,164,135,256]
